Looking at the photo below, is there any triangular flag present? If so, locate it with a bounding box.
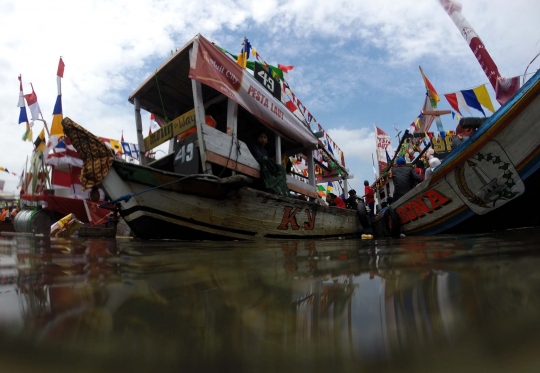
[472,84,495,113]
[462,89,485,117]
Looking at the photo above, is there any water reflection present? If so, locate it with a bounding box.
[1,230,540,372]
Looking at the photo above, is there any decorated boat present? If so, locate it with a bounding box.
[13,63,120,235]
[372,0,540,237]
[66,34,363,240]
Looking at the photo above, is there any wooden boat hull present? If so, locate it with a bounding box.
[374,70,540,236]
[0,220,15,234]
[102,162,363,240]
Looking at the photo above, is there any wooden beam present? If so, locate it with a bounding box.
[133,96,148,166]
[226,99,238,175]
[307,151,315,186]
[190,48,212,175]
[275,134,281,164]
[421,110,451,116]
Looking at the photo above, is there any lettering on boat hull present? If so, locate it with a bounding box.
[277,206,317,230]
[396,190,451,225]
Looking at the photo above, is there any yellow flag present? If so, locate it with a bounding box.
[109,139,123,154]
[473,85,495,113]
[50,113,64,136]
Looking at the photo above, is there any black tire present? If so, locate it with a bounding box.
[357,200,371,229]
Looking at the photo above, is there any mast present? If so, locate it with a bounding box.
[419,66,444,133]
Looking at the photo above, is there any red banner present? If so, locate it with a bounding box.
[188,35,317,149]
[374,125,391,174]
[439,0,508,103]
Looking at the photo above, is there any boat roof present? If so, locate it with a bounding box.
[128,35,201,120]
[129,34,348,177]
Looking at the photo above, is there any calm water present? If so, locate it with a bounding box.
[1,230,540,373]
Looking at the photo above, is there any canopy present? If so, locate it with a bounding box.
[129,34,318,149]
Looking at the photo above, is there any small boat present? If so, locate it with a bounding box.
[66,34,364,240]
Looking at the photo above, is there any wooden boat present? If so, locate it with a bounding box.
[372,69,540,236]
[71,34,363,240]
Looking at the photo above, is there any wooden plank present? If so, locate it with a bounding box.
[286,175,318,198]
[206,151,260,178]
[203,125,260,169]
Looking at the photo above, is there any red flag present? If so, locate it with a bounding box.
[121,130,125,142]
[57,57,65,78]
[278,64,294,73]
[495,76,520,105]
[444,93,461,114]
[285,100,297,113]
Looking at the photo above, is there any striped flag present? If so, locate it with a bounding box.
[327,181,333,195]
[317,184,326,197]
[23,85,41,121]
[17,75,33,142]
[47,57,65,154]
[420,69,440,106]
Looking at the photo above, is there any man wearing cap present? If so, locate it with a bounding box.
[392,157,423,202]
[363,180,375,217]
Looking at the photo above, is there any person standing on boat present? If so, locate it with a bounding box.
[346,189,358,210]
[363,181,375,217]
[425,157,441,179]
[248,131,269,163]
[391,157,423,202]
[451,122,476,151]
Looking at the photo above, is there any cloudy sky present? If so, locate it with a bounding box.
[1,0,539,194]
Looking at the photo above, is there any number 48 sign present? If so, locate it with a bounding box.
[254,63,281,100]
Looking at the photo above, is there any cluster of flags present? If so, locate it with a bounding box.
[444,85,495,117]
[316,124,345,167]
[227,37,347,174]
[0,168,17,176]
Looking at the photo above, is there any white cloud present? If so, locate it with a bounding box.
[1,0,539,193]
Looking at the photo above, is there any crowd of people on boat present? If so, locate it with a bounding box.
[243,117,481,220]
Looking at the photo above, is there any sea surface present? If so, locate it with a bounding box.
[1,229,540,373]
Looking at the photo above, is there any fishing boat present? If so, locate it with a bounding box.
[66,34,363,240]
[371,0,540,237]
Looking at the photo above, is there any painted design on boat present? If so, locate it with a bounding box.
[446,141,524,215]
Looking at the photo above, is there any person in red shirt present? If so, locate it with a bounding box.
[364,180,375,217]
[327,193,346,208]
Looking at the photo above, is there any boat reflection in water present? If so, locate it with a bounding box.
[1,230,540,372]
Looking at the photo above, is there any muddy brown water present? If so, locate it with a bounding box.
[1,229,540,372]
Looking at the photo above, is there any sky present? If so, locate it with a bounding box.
[0,0,539,195]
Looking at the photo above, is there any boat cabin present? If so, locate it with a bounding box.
[128,34,350,200]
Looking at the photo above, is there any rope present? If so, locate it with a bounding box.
[218,132,241,178]
[154,70,169,123]
[99,174,220,208]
